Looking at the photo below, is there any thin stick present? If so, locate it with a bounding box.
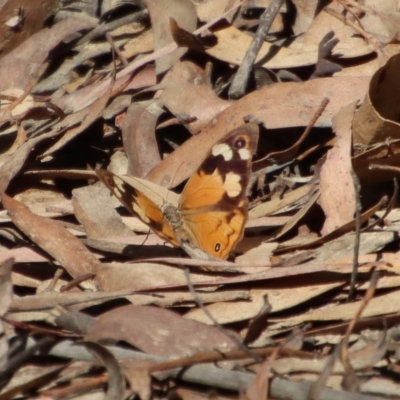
[60,273,96,292]
[337,0,365,30]
[75,9,149,47]
[362,178,398,232]
[339,0,400,30]
[148,345,316,373]
[324,6,386,58]
[106,32,128,66]
[0,61,49,123]
[369,164,400,173]
[349,169,362,301]
[341,271,380,390]
[229,0,284,99]
[46,268,63,292]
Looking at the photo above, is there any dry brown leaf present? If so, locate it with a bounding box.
[122,101,164,177]
[1,194,99,288]
[13,186,73,218]
[40,84,112,156]
[353,0,400,42]
[96,262,224,292]
[0,247,51,264]
[246,358,271,400]
[72,185,134,239]
[169,17,205,53]
[235,243,277,267]
[0,18,95,96]
[291,0,320,35]
[159,82,229,134]
[320,101,357,235]
[311,230,397,263]
[185,283,343,324]
[274,288,400,326]
[10,290,158,312]
[86,305,240,358]
[161,59,209,86]
[123,64,157,91]
[145,0,198,75]
[360,377,400,398]
[120,30,154,60]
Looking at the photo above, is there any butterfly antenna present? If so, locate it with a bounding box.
[165,161,185,204]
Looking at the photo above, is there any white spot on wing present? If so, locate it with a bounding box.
[114,177,126,193]
[238,148,250,160]
[212,143,233,161]
[224,172,242,197]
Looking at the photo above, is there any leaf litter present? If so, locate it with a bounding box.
[2,0,400,399]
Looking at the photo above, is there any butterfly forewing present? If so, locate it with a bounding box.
[96,170,179,246]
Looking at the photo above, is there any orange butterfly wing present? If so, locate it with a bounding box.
[179,123,259,259]
[96,170,179,246]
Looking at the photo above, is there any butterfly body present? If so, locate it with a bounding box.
[97,123,259,260]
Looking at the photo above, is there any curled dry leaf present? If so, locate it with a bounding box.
[82,342,125,400]
[353,53,400,145]
[122,101,164,177]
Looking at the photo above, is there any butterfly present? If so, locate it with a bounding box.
[96,123,259,260]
